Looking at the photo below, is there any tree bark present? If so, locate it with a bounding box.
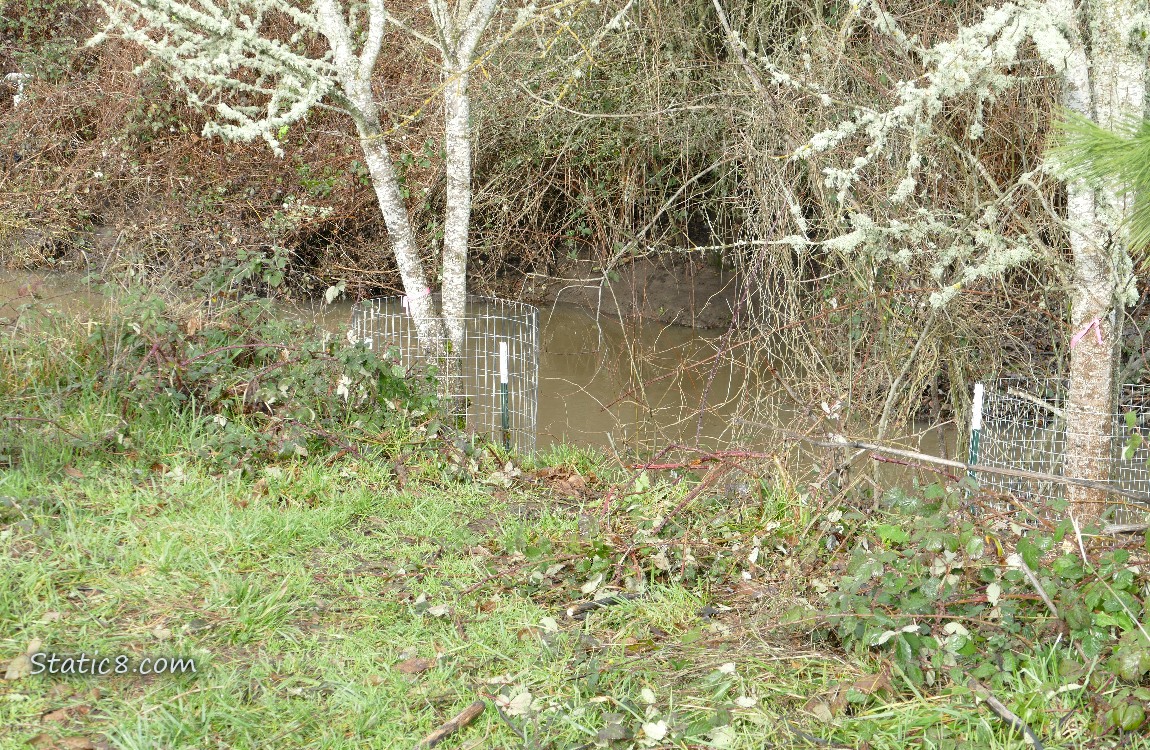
[359,124,447,358]
[317,0,447,359]
[1057,0,1147,521]
[441,64,471,354]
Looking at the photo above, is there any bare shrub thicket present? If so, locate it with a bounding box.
[1,0,1112,443]
[709,0,1072,442]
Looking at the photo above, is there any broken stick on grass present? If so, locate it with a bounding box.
[416,699,485,748]
[565,593,642,620]
[967,678,1044,750]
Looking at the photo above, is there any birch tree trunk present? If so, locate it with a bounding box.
[1056,0,1147,521]
[441,64,471,353]
[360,123,447,355]
[96,0,510,388]
[317,0,446,357]
[434,0,498,354]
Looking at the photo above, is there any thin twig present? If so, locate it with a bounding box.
[869,452,960,482]
[415,699,485,748]
[651,464,732,535]
[967,678,1044,749]
[2,415,87,442]
[1007,554,1059,620]
[790,432,1150,503]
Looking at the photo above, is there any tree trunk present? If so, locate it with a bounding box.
[1063,211,1118,519]
[317,0,447,359]
[358,123,447,359]
[441,64,471,354]
[1058,0,1147,521]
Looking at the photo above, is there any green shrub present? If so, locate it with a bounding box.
[0,283,439,473]
[809,483,1150,734]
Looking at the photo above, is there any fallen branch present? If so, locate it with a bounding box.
[1103,522,1150,535]
[416,699,485,749]
[967,678,1044,749]
[788,432,1150,505]
[651,464,733,535]
[565,593,642,620]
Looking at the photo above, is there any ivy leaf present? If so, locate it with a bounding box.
[877,525,909,545]
[986,582,1002,607]
[1017,537,1041,570]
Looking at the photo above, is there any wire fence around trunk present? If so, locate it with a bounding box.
[350,295,539,454]
[972,376,1150,521]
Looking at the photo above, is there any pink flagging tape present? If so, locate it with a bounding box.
[1070,318,1103,349]
[400,287,432,313]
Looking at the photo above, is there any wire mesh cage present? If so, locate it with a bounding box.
[350,295,539,454]
[974,376,1150,520]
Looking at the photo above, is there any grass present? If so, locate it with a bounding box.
[2,294,1148,749]
[0,456,769,749]
[5,454,1144,749]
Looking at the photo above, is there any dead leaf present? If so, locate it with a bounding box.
[40,612,61,623]
[58,738,97,749]
[732,580,773,600]
[391,459,408,490]
[5,654,32,681]
[185,317,203,336]
[802,697,836,723]
[25,734,53,748]
[851,672,892,696]
[63,466,84,480]
[494,692,533,717]
[394,657,436,675]
[42,705,91,723]
[16,281,43,298]
[580,573,603,595]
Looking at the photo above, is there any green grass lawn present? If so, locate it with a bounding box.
[4,454,1143,749]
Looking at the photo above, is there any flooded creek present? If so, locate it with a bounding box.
[1,272,956,484]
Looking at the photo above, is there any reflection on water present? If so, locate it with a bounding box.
[0,272,105,321]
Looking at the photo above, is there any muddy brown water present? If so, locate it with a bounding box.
[314,297,760,451]
[1,272,956,481]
